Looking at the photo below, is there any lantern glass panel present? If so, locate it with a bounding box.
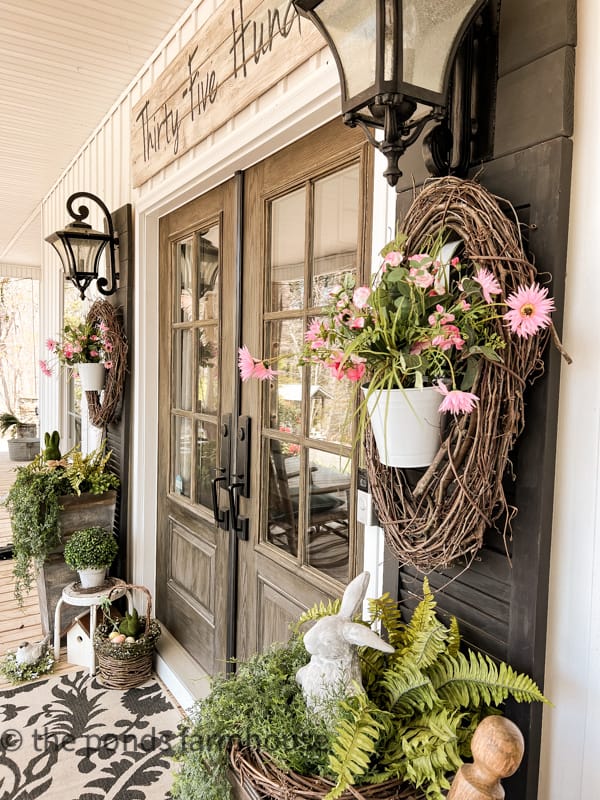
[70,237,106,277]
[312,0,376,100]
[402,0,482,93]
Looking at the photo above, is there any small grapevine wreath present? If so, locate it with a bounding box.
[365,176,570,572]
[85,299,128,429]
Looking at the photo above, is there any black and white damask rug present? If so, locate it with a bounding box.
[0,670,183,800]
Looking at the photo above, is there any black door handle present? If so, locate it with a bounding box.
[227,481,249,540]
[211,474,229,530]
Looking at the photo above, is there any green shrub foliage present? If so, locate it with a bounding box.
[173,579,548,800]
[63,526,118,570]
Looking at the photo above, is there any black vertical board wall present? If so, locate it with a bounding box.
[383,2,576,798]
[105,203,133,581]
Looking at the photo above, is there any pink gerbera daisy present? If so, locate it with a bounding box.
[39,359,52,377]
[238,346,278,381]
[473,268,502,303]
[434,380,479,415]
[503,283,555,338]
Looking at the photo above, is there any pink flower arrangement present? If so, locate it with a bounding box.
[239,231,556,418]
[40,320,113,377]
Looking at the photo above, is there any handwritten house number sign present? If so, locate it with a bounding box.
[131,0,325,187]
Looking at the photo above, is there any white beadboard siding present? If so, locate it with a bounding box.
[0,0,196,266]
[539,0,600,795]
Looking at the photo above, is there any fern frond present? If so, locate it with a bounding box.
[381,708,466,800]
[403,578,437,644]
[367,592,405,648]
[360,647,391,694]
[292,599,341,633]
[404,619,448,669]
[379,661,437,715]
[326,693,382,799]
[430,651,550,708]
[446,617,461,657]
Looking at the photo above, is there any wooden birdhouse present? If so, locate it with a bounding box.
[65,611,93,667]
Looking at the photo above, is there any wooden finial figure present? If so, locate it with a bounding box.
[447,716,525,800]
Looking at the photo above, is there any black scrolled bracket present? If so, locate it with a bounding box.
[211,473,230,531]
[227,481,249,541]
[345,103,442,187]
[65,191,120,297]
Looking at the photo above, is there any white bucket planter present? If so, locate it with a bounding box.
[78,567,107,589]
[363,386,442,468]
[77,362,105,392]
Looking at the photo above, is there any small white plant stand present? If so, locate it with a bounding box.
[53,577,133,675]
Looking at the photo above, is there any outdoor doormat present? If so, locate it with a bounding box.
[0,670,183,799]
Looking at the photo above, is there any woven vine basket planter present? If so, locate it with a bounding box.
[94,583,161,689]
[229,745,423,800]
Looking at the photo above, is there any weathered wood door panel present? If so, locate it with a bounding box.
[157,180,236,674]
[237,120,374,659]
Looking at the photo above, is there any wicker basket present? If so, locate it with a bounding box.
[93,583,161,690]
[229,744,422,800]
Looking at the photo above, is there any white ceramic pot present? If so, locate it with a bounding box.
[78,567,107,589]
[363,386,442,468]
[77,362,105,392]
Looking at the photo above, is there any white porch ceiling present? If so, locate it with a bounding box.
[0,0,193,269]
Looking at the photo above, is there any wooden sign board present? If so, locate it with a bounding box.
[131,0,326,187]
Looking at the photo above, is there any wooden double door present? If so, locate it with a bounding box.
[157,120,373,672]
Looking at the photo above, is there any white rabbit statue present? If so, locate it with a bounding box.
[296,571,394,717]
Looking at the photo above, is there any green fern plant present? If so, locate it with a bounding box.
[173,579,549,800]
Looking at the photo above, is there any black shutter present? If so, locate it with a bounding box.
[105,203,133,580]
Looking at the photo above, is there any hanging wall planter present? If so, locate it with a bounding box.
[77,362,106,392]
[363,386,441,468]
[364,176,571,572]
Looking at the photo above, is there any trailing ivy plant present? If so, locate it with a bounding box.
[3,439,119,603]
[173,580,549,800]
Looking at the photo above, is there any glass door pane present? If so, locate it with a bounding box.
[170,221,221,512]
[261,162,361,585]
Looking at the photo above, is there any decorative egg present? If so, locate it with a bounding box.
[112,634,126,644]
[125,636,136,643]
[108,630,120,640]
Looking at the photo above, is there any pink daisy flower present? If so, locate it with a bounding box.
[474,268,502,303]
[104,361,113,370]
[434,380,479,415]
[46,338,57,352]
[503,283,555,338]
[39,359,52,377]
[238,346,278,381]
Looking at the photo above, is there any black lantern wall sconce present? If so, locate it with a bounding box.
[292,0,492,186]
[45,192,120,300]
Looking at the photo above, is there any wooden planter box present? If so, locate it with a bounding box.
[36,490,117,638]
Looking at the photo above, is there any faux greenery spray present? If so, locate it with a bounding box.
[172,580,548,800]
[3,436,119,603]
